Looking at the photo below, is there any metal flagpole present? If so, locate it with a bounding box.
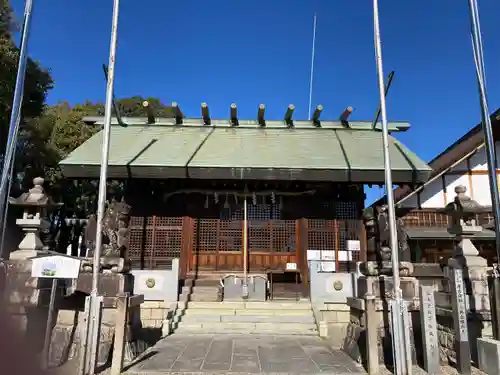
[86,0,121,372]
[467,0,500,340]
[308,13,317,120]
[0,0,34,258]
[372,1,409,374]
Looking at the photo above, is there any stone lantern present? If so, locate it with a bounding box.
[441,185,487,268]
[8,177,62,260]
[441,185,490,313]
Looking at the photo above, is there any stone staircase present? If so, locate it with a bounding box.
[171,300,318,335]
[179,276,222,302]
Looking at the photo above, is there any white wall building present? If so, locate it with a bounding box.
[377,110,500,210]
[399,143,498,208]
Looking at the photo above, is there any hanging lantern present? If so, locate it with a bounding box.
[279,196,284,210]
[214,192,219,204]
[204,195,209,209]
[271,192,276,204]
[224,193,230,209]
[252,192,257,205]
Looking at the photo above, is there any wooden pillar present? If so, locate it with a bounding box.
[180,216,193,277]
[150,216,157,269]
[334,219,340,272]
[296,218,309,298]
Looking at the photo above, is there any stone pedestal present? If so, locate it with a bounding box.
[9,215,50,261]
[477,338,500,375]
[357,276,419,299]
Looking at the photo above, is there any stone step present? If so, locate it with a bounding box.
[174,322,318,335]
[180,290,220,297]
[185,276,224,284]
[178,294,221,302]
[179,308,313,317]
[179,292,220,298]
[174,313,315,324]
[182,285,220,292]
[177,301,312,310]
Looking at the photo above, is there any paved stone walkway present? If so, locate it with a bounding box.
[125,334,366,374]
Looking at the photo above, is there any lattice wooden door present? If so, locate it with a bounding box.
[129,216,183,270]
[191,219,243,271]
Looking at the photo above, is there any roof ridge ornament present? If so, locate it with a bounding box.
[284,104,295,128]
[339,106,353,127]
[142,101,155,124]
[258,104,265,127]
[312,104,323,127]
[201,103,210,125]
[230,103,238,126]
[172,102,183,125]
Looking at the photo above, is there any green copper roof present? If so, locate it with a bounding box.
[60,123,431,183]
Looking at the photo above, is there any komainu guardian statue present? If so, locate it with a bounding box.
[361,204,412,276]
[84,198,131,273]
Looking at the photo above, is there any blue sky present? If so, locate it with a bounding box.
[10,0,500,204]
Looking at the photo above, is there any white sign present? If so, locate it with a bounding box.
[307,250,321,261]
[337,251,353,261]
[347,240,361,251]
[320,251,336,272]
[31,255,81,279]
[286,262,297,270]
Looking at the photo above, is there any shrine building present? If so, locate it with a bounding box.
[59,103,431,290]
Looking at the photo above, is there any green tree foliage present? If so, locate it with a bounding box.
[115,96,174,117]
[19,96,173,214]
[0,0,53,158]
[1,3,173,216]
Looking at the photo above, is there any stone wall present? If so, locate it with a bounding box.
[139,300,175,329]
[50,308,117,366]
[44,300,174,367]
[436,308,492,365]
[314,302,351,348]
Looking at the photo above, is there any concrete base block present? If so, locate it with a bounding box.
[478,338,500,375]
